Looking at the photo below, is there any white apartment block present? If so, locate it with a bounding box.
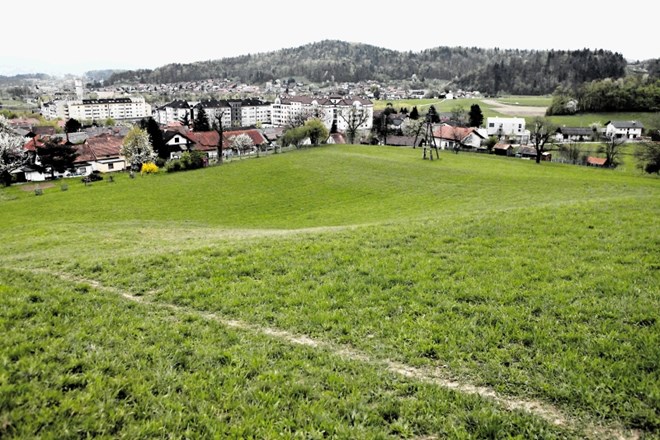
[486,117,526,137]
[154,99,191,125]
[271,95,373,131]
[41,97,151,121]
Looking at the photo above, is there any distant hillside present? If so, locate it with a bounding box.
[627,58,660,78]
[0,73,51,85]
[84,69,126,82]
[106,40,627,95]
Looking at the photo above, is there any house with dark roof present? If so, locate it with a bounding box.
[493,143,515,156]
[163,129,195,159]
[384,135,417,147]
[155,99,192,126]
[605,120,644,139]
[555,126,594,142]
[32,126,56,137]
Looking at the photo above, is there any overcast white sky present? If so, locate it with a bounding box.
[2,0,658,76]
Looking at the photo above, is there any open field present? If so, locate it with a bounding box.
[1,146,658,438]
[547,112,660,130]
[374,98,506,119]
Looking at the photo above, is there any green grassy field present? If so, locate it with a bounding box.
[374,98,505,118]
[1,146,658,438]
[547,112,659,130]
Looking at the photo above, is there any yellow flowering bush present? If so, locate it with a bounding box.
[141,162,159,175]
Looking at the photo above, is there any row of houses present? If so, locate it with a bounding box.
[12,126,272,182]
[382,118,646,152]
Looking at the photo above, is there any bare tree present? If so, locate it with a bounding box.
[450,105,468,126]
[339,107,370,144]
[559,142,582,164]
[450,126,465,154]
[402,118,425,148]
[634,141,660,174]
[286,108,319,129]
[529,117,556,164]
[214,111,226,164]
[599,134,626,168]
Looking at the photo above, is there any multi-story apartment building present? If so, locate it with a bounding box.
[271,95,373,131]
[155,98,271,128]
[40,97,151,121]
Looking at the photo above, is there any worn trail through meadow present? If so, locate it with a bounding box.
[15,267,640,440]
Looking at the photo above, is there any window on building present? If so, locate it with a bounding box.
[108,163,114,170]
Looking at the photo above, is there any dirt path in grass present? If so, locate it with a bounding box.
[482,99,547,117]
[19,268,640,440]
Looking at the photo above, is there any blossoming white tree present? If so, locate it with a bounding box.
[231,133,254,157]
[0,115,28,185]
[121,126,155,170]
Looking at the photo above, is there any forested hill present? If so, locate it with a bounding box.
[106,40,627,95]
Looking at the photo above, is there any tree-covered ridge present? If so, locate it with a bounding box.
[547,76,660,115]
[106,40,626,95]
[0,73,51,85]
[454,49,626,95]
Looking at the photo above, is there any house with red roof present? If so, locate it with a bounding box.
[187,131,220,161]
[222,128,268,156]
[80,134,126,173]
[16,133,126,182]
[432,124,485,150]
[586,156,608,167]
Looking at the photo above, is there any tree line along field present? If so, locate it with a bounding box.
[1,145,658,438]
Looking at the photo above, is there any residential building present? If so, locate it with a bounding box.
[155,98,271,128]
[605,121,644,139]
[76,134,126,174]
[555,127,594,142]
[223,128,268,156]
[41,97,151,121]
[486,117,525,137]
[433,125,486,150]
[187,131,220,161]
[271,95,373,132]
[155,100,192,126]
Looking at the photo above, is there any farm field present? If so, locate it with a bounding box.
[547,112,659,130]
[1,145,658,439]
[374,98,506,119]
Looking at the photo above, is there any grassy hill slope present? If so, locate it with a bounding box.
[1,146,658,438]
